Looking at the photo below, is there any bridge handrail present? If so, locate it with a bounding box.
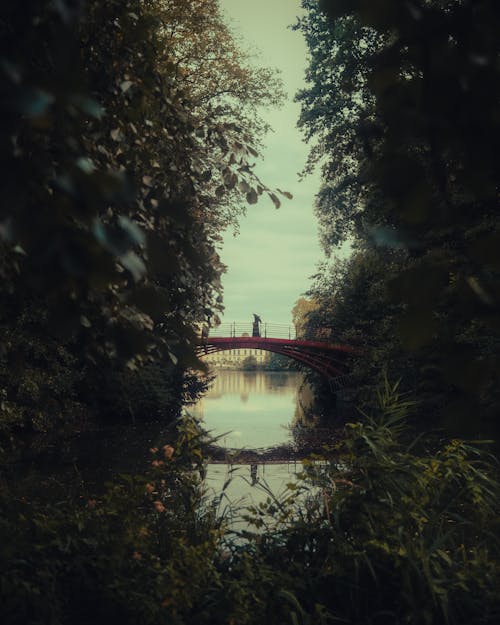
[206,322,297,340]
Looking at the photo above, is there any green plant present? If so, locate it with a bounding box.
[0,416,226,625]
[1,386,499,625]
[240,380,500,624]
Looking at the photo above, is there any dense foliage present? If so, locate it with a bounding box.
[241,380,500,625]
[296,0,500,435]
[2,2,500,624]
[1,389,499,625]
[0,0,284,452]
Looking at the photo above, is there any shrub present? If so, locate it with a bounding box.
[241,379,500,624]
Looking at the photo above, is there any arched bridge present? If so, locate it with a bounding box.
[197,323,355,390]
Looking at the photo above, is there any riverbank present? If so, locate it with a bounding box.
[203,427,339,464]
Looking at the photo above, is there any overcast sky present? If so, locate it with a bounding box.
[217,0,325,325]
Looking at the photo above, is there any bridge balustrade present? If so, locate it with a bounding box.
[206,322,297,340]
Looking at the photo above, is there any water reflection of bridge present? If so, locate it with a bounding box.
[206,371,300,398]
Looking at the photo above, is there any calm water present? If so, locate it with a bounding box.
[190,370,304,449]
[190,370,307,510]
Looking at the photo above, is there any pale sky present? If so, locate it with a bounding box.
[218,0,324,325]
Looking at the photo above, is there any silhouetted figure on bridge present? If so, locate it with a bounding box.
[252,313,261,337]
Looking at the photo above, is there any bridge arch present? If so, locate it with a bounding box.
[197,335,355,389]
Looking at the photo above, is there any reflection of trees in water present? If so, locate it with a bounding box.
[264,372,290,391]
[292,381,316,428]
[195,370,310,452]
[290,381,343,452]
[242,371,258,386]
[206,370,303,397]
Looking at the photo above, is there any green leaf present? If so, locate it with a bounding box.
[277,188,293,199]
[20,89,54,117]
[120,251,146,281]
[268,192,281,209]
[118,216,145,246]
[120,80,133,93]
[246,189,258,204]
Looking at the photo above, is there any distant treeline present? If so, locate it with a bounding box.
[240,352,298,371]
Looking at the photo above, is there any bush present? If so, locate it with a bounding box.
[240,379,500,625]
[1,392,499,625]
[0,416,224,625]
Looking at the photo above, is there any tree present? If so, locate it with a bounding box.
[265,351,295,371]
[297,0,500,432]
[143,0,288,233]
[0,0,284,445]
[241,355,258,371]
[291,296,319,338]
[294,1,383,250]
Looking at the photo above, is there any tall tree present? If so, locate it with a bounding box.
[297,0,500,431]
[0,0,284,446]
[294,1,382,250]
